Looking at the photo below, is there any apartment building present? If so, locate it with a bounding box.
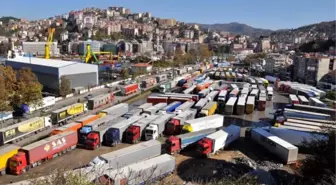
[293,56,331,85]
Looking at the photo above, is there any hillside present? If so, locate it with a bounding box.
[271,20,336,43]
[0,16,20,24]
[191,22,273,37]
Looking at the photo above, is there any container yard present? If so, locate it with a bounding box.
[1,66,335,185]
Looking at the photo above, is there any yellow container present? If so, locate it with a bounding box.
[0,145,20,173]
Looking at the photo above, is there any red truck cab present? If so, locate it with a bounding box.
[9,152,27,175]
[197,138,212,156]
[86,132,100,150]
[126,126,140,143]
[166,119,180,135]
[166,136,181,154]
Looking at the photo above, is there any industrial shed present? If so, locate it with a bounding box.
[5,57,98,93]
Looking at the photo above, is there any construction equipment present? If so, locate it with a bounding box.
[45,28,55,59]
[83,44,101,64]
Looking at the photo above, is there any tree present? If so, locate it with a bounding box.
[59,76,72,97]
[121,69,130,79]
[0,74,11,111]
[15,68,43,107]
[199,45,213,62]
[326,90,336,101]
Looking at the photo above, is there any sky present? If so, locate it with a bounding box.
[0,0,335,30]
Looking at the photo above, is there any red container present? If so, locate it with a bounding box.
[22,131,78,164]
[147,96,168,104]
[121,84,138,95]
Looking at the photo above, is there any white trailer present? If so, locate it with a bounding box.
[309,97,326,107]
[241,88,249,95]
[142,103,167,116]
[246,96,255,114]
[217,90,228,102]
[145,114,175,140]
[225,97,237,115]
[174,101,195,114]
[205,90,219,102]
[194,98,208,112]
[99,103,129,117]
[250,89,259,97]
[183,85,196,94]
[236,97,246,115]
[297,95,309,105]
[251,128,298,164]
[267,127,328,146]
[182,114,223,133]
[28,96,56,112]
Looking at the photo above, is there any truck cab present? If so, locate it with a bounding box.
[196,138,213,156]
[103,128,120,146]
[85,132,100,149]
[145,124,158,140]
[125,126,140,143]
[9,152,27,175]
[166,119,180,135]
[79,126,92,144]
[166,136,181,154]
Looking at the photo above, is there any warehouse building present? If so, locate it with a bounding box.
[6,57,98,93]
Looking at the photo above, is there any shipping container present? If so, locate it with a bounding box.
[0,145,20,174]
[206,90,219,102]
[251,128,298,164]
[0,117,52,145]
[124,103,152,118]
[246,96,255,114]
[199,101,218,117]
[51,103,88,125]
[120,84,138,96]
[166,128,217,154]
[89,140,161,169]
[183,85,196,94]
[292,104,336,120]
[241,88,250,95]
[198,89,210,98]
[98,103,129,117]
[225,97,237,115]
[182,114,224,133]
[9,131,78,175]
[284,108,331,120]
[250,89,259,97]
[89,93,114,110]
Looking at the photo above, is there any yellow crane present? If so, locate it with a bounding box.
[45,28,55,59]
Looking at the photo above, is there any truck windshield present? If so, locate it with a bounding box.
[145,130,154,134]
[86,138,95,143]
[10,160,18,167]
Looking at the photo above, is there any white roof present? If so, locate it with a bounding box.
[253,128,297,149]
[6,56,95,68]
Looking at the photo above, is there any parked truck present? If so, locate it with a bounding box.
[166,128,217,154]
[51,102,88,125]
[225,97,237,115]
[182,114,224,133]
[236,97,246,115]
[104,115,145,146]
[198,101,218,117]
[125,115,160,143]
[124,103,152,118]
[0,117,52,145]
[88,93,114,110]
[0,145,20,175]
[98,103,129,117]
[250,128,298,164]
[267,127,328,146]
[51,115,100,135]
[145,114,175,140]
[183,85,196,94]
[160,101,182,114]
[9,131,78,175]
[246,96,255,114]
[85,154,175,185]
[197,125,240,157]
[147,96,168,104]
[194,98,208,113]
[174,101,195,114]
[258,96,267,111]
[78,116,126,146]
[88,140,161,169]
[120,84,138,96]
[198,89,210,98]
[159,82,171,93]
[142,103,167,116]
[166,109,197,135]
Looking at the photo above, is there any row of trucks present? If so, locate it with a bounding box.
[0,103,130,175]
